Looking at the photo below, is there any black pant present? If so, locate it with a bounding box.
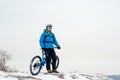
[45,48,56,70]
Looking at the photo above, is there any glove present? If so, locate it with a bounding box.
[57,46,61,49]
[42,48,45,51]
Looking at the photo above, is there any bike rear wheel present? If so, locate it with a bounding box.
[55,55,59,69]
[30,55,42,75]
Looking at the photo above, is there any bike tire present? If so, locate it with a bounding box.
[30,55,42,75]
[55,55,59,69]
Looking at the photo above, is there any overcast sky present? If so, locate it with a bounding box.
[0,0,120,75]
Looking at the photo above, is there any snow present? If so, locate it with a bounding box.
[0,71,113,80]
[0,77,17,80]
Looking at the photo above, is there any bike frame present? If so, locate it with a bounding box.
[37,51,46,67]
[37,47,58,67]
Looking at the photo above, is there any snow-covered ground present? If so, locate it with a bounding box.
[0,71,114,80]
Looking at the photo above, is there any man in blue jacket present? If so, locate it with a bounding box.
[39,24,61,73]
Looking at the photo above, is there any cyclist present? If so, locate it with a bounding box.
[39,24,61,73]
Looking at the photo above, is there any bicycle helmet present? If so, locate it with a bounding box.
[46,24,52,29]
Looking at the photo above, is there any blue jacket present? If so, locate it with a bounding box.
[39,29,60,48]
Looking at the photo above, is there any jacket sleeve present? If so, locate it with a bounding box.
[39,33,45,48]
[53,34,60,47]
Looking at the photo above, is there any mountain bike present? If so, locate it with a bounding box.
[30,48,59,75]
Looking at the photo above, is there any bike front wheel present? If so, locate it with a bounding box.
[30,55,42,75]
